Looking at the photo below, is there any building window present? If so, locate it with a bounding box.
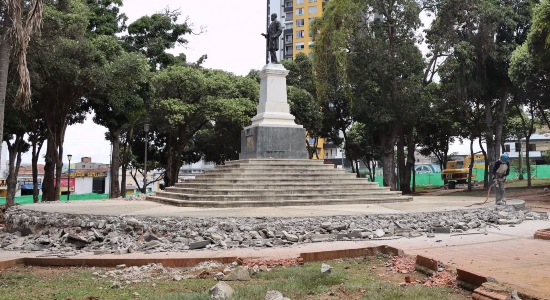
[285,1,293,7]
[296,30,305,38]
[296,42,304,50]
[285,23,292,29]
[308,6,318,14]
[514,143,520,152]
[296,8,304,15]
[296,19,304,27]
[285,46,293,53]
[503,145,510,152]
[309,17,316,24]
[309,0,317,2]
[285,35,292,43]
[285,12,292,20]
[528,144,537,151]
[296,0,304,4]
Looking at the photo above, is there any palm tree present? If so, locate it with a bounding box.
[0,0,43,167]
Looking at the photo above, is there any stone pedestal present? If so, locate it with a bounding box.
[239,63,308,159]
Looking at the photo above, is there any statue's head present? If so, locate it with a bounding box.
[271,13,277,21]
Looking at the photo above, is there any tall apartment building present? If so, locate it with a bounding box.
[269,0,326,62]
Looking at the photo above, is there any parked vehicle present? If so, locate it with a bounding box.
[441,154,484,189]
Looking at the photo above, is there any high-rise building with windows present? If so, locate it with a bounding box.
[268,0,326,62]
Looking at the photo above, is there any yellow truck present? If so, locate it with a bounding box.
[441,154,485,189]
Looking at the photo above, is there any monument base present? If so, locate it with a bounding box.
[239,126,308,159]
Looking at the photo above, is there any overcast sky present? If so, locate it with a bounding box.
[20,0,476,166]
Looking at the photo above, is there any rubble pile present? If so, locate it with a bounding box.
[0,206,546,255]
[93,261,232,288]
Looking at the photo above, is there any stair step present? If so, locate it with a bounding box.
[208,168,343,174]
[174,182,381,189]
[194,173,360,179]
[186,178,372,184]
[153,159,403,208]
[164,187,392,195]
[146,195,413,207]
[225,159,328,165]
[154,191,403,201]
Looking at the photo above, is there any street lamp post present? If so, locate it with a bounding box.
[67,154,72,201]
[143,124,150,194]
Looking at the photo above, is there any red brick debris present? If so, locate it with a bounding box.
[386,255,416,274]
[385,256,458,289]
[534,228,550,240]
[423,270,457,288]
[237,257,304,268]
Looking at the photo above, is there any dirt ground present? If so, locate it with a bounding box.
[415,185,550,212]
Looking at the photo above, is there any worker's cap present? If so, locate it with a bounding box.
[501,153,509,163]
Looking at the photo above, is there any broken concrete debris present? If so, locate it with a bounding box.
[0,206,546,255]
[209,281,234,299]
[321,263,332,275]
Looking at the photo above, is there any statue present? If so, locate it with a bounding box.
[262,13,283,64]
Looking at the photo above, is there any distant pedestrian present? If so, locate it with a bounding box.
[491,153,510,205]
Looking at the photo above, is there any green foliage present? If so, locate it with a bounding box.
[86,0,127,36]
[123,10,192,70]
[149,66,258,179]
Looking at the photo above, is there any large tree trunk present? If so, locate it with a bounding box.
[109,129,121,198]
[484,98,495,185]
[5,134,24,207]
[31,139,43,203]
[402,128,415,194]
[518,138,523,180]
[380,128,398,190]
[397,132,405,191]
[468,138,475,192]
[164,131,174,188]
[0,13,13,165]
[42,139,56,201]
[526,136,531,187]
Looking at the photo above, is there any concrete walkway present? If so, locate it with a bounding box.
[3,196,550,299]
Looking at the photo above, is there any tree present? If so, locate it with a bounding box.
[346,122,381,181]
[313,0,425,191]
[283,53,324,159]
[431,0,533,181]
[149,67,258,187]
[0,0,44,165]
[3,99,29,206]
[87,36,150,198]
[27,0,103,201]
[122,9,193,70]
[86,0,127,36]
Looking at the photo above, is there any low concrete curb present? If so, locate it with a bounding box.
[0,244,543,300]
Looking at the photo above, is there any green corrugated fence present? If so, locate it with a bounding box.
[0,193,109,205]
[373,165,550,187]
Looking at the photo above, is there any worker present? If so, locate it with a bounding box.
[491,153,510,205]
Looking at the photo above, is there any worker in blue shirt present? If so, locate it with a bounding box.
[491,153,510,205]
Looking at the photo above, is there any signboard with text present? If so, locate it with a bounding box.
[70,173,106,178]
[56,178,75,192]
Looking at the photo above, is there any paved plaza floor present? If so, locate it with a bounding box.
[2,196,550,298]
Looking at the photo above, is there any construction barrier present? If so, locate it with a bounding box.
[0,193,109,205]
[372,165,550,187]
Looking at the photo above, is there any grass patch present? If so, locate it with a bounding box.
[0,258,470,300]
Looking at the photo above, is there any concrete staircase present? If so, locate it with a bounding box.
[146,159,413,207]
